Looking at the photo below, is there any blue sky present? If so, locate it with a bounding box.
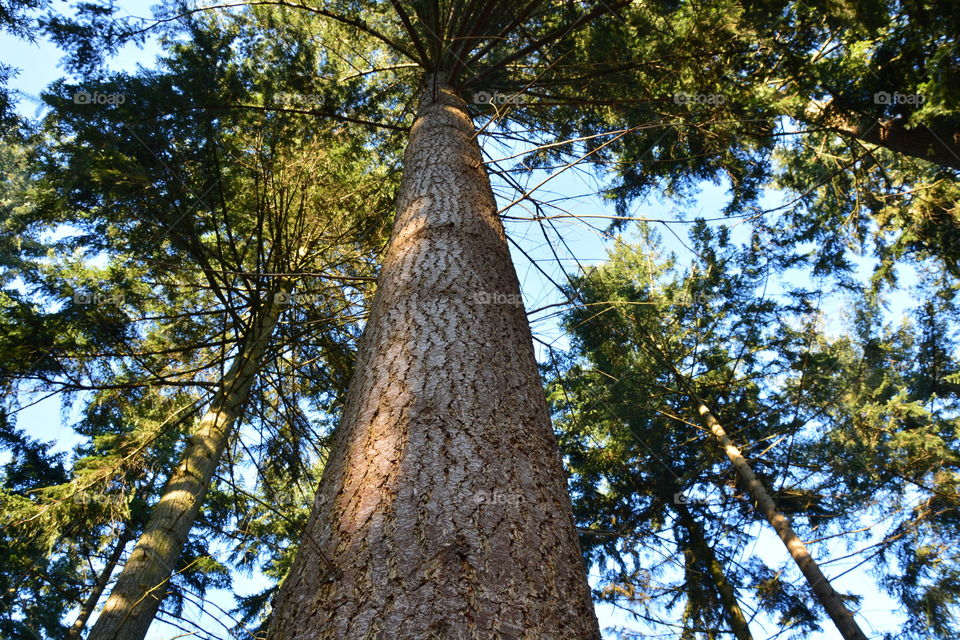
[1,2,919,637]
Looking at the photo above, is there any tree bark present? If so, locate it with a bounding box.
[87,291,286,640]
[65,523,135,639]
[805,99,960,171]
[268,75,600,639]
[692,401,869,640]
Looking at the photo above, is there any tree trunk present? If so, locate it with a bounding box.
[65,523,135,639]
[268,75,600,639]
[674,501,754,640]
[805,99,960,171]
[692,401,869,640]
[645,337,868,639]
[87,291,286,640]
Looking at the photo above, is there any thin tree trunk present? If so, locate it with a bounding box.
[268,75,600,639]
[673,501,754,640]
[692,400,869,640]
[679,560,699,640]
[66,524,135,639]
[643,337,869,640]
[87,291,287,640]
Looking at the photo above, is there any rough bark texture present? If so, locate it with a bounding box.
[674,502,753,640]
[267,77,600,639]
[694,402,869,640]
[87,294,286,640]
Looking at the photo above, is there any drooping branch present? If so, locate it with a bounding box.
[65,518,137,639]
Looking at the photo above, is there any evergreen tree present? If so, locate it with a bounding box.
[3,0,959,637]
[2,5,393,636]
[548,226,960,638]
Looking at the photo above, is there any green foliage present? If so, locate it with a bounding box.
[549,225,960,637]
[547,226,821,636]
[2,0,959,637]
[0,421,76,640]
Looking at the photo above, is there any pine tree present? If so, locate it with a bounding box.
[2,6,393,636]
[5,0,959,637]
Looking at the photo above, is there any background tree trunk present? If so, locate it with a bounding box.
[692,401,869,640]
[268,76,600,639]
[87,291,287,640]
[805,99,960,171]
[674,501,754,640]
[65,523,135,639]
[647,338,869,640]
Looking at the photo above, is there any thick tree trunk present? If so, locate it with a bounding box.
[805,99,960,171]
[268,76,600,639]
[692,401,869,640]
[65,523,135,639]
[674,501,753,640]
[87,292,286,640]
